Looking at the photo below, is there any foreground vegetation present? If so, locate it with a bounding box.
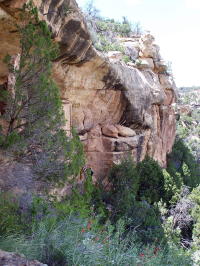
[0,140,199,265]
[0,211,193,266]
[0,147,199,265]
[0,2,199,266]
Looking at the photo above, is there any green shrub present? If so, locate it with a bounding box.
[54,170,107,219]
[96,16,134,37]
[108,157,167,209]
[0,193,24,235]
[189,186,200,251]
[0,190,192,265]
[96,21,109,31]
[115,22,132,37]
[167,139,200,189]
[108,157,139,221]
[1,2,85,183]
[95,34,125,52]
[162,138,200,205]
[122,55,131,63]
[128,201,164,244]
[107,157,165,243]
[162,169,182,205]
[136,157,165,204]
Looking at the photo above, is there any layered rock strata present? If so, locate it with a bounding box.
[0,0,177,181]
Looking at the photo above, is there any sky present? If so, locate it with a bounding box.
[76,0,200,87]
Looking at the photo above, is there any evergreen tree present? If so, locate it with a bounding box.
[1,2,85,183]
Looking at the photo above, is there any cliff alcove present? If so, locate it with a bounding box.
[0,0,177,182]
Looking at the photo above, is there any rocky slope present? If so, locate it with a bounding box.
[0,0,177,181]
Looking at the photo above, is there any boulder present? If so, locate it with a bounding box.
[0,249,47,266]
[154,59,168,72]
[141,33,155,45]
[107,51,123,62]
[102,125,118,138]
[139,34,161,59]
[127,62,136,68]
[123,42,139,61]
[135,58,154,69]
[159,74,174,88]
[115,125,136,137]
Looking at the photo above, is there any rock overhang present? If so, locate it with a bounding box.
[0,0,177,181]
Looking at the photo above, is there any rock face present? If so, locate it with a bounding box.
[0,0,177,181]
[0,249,46,266]
[0,152,79,201]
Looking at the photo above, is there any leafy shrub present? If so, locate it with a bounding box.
[122,55,131,63]
[108,157,165,243]
[167,139,200,189]
[169,187,194,248]
[162,169,182,204]
[128,201,164,244]
[136,157,165,204]
[189,186,200,251]
[163,138,200,206]
[0,193,24,235]
[95,15,140,38]
[94,34,125,52]
[0,192,56,236]
[108,157,139,221]
[54,170,107,219]
[96,21,109,31]
[115,21,132,37]
[0,188,193,265]
[84,2,143,54]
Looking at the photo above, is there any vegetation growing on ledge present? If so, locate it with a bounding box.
[83,0,142,53]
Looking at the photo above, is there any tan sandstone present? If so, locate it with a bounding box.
[0,0,177,183]
[115,125,136,137]
[102,125,118,138]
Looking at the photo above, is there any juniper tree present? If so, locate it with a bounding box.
[1,2,85,183]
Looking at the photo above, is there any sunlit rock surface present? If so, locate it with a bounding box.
[0,0,177,181]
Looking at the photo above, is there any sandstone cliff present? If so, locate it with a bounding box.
[0,0,177,181]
